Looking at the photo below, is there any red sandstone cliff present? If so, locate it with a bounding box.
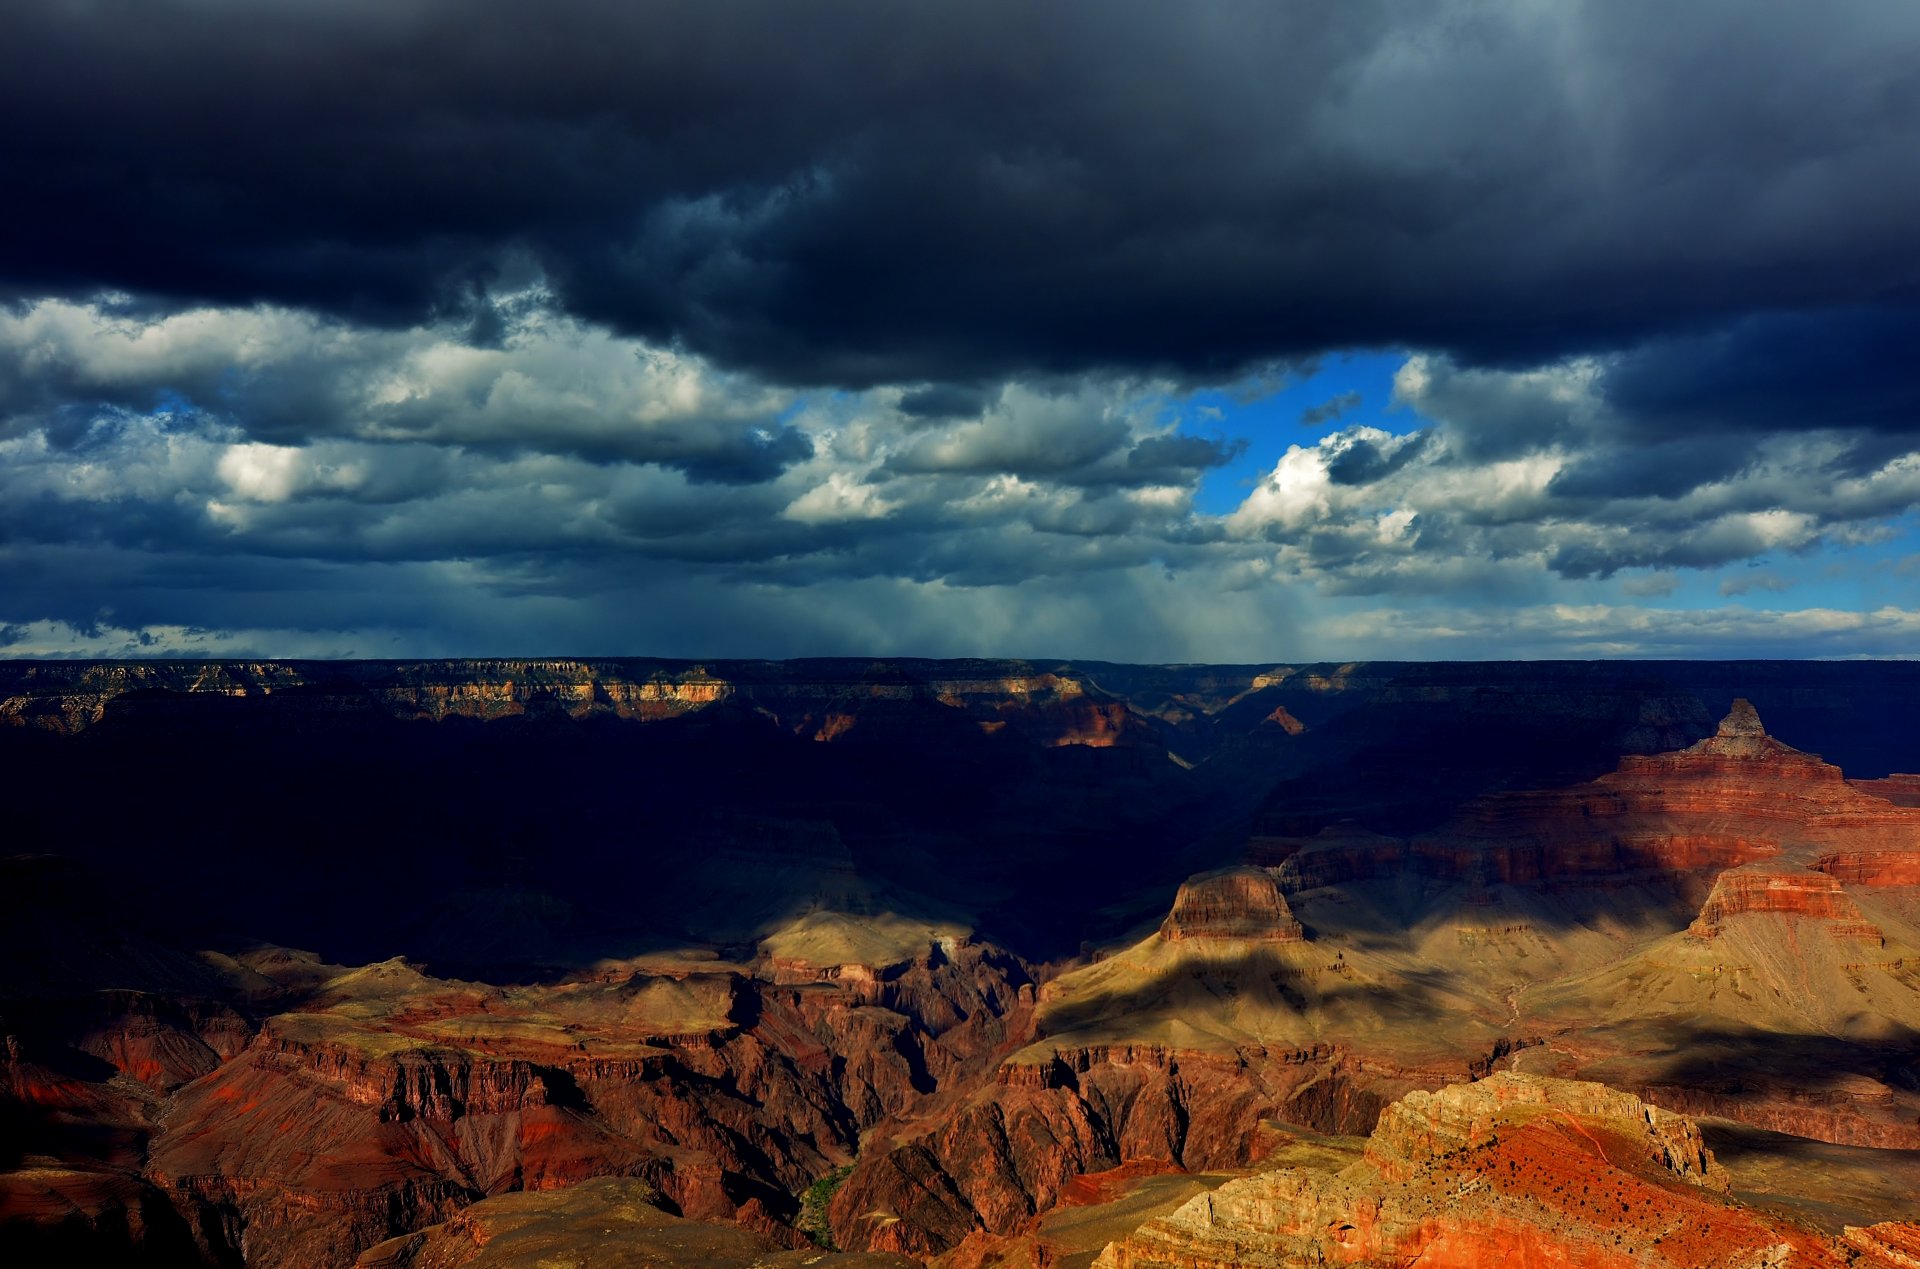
[1409,698,1920,888]
[1686,864,1885,941]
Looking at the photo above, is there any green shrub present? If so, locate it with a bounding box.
[798,1165,854,1249]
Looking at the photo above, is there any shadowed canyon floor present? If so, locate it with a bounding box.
[4,660,1920,1265]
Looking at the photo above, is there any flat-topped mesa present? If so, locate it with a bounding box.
[1159,867,1306,942]
[1687,864,1884,943]
[1852,774,1920,807]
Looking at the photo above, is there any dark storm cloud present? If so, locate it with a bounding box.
[1123,434,1244,478]
[4,0,1918,388]
[1545,437,1758,500]
[635,427,814,485]
[1300,392,1362,428]
[1324,430,1429,486]
[898,384,997,422]
[1599,306,1920,437]
[6,1,1920,662]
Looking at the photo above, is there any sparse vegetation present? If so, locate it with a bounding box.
[798,1165,854,1249]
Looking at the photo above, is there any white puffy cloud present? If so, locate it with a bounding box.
[0,295,800,477]
[216,443,368,503]
[783,471,899,524]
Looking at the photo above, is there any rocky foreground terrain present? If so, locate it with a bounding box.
[3,659,1920,1266]
[1094,1072,1920,1269]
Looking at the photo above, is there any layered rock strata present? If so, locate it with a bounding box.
[1159,868,1305,943]
[6,938,1037,1269]
[1687,865,1885,942]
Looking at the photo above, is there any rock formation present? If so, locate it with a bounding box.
[1093,1074,1920,1269]
[1159,868,1305,942]
[815,857,1505,1257]
[8,665,1920,1264]
[1414,698,1920,884]
[1853,774,1920,807]
[1686,864,1883,941]
[3,926,1036,1268]
[826,1043,1319,1259]
[354,1176,915,1268]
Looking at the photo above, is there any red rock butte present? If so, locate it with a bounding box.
[1159,867,1306,942]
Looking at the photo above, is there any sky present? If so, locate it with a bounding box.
[3,0,1919,662]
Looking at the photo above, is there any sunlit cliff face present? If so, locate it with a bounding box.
[0,660,1182,750]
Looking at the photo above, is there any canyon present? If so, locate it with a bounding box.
[3,659,1920,1266]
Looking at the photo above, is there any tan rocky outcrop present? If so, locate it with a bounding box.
[1365,1073,1722,1191]
[1093,1074,1909,1269]
[1847,1223,1920,1269]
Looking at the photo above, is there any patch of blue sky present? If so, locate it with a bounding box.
[1601,511,1920,612]
[1796,515,1920,610]
[1178,350,1421,516]
[152,387,199,416]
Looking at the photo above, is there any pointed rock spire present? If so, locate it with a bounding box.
[1718,698,1766,738]
[1675,696,1810,761]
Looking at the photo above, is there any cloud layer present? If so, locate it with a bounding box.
[1,2,1917,659]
